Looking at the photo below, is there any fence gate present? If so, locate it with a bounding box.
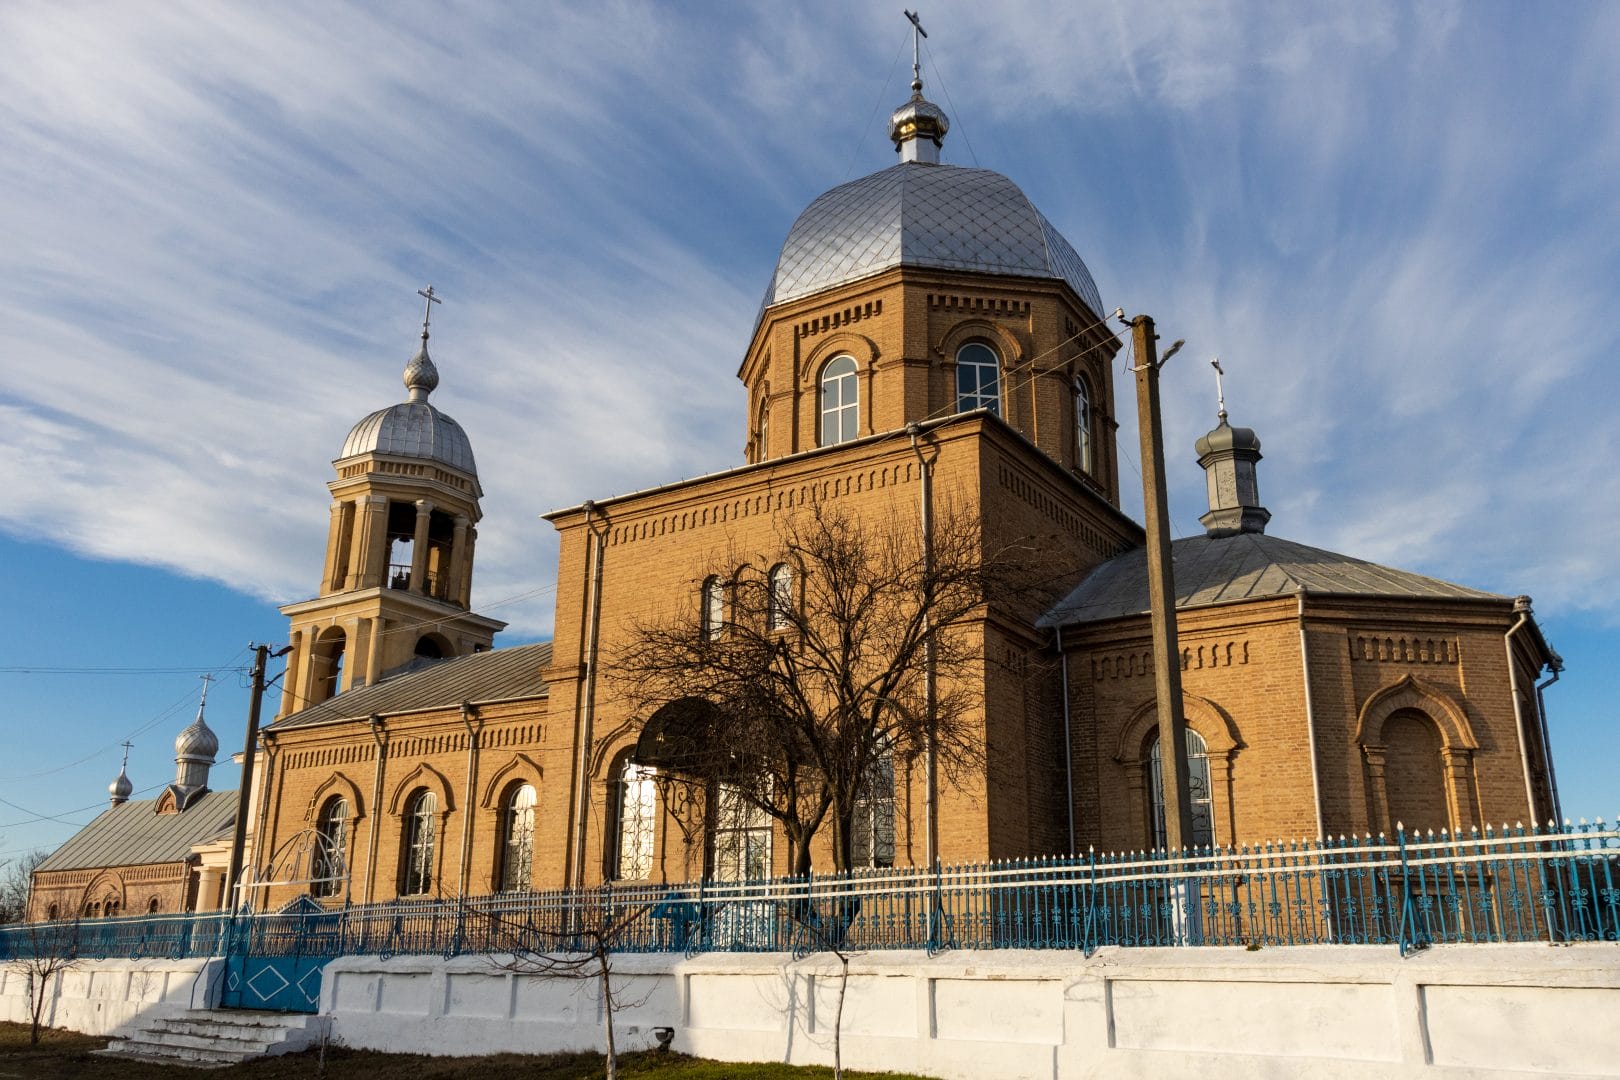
[220,829,348,1014]
[220,903,331,1013]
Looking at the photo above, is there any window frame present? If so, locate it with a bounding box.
[767,563,794,632]
[498,782,538,892]
[606,753,657,881]
[1149,728,1215,850]
[851,744,897,868]
[312,795,350,898]
[1074,374,1093,474]
[954,342,1001,416]
[819,355,860,446]
[701,576,725,641]
[710,781,773,882]
[400,788,438,896]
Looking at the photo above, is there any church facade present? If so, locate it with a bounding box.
[35,69,1562,918]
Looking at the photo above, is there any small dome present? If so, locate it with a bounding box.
[1195,419,1262,458]
[888,94,949,150]
[759,164,1103,319]
[340,337,477,475]
[109,766,133,804]
[174,716,218,762]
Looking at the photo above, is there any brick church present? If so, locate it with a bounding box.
[33,66,1562,917]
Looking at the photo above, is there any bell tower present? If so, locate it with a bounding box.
[277,288,505,719]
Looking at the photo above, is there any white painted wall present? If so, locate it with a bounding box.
[0,957,222,1037]
[320,944,1620,1078]
[9,945,1619,1077]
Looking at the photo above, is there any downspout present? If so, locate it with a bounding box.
[907,423,938,867]
[458,702,481,897]
[366,715,387,904]
[1503,596,1540,823]
[1056,624,1076,854]
[571,501,607,887]
[1536,663,1563,826]
[1296,592,1325,838]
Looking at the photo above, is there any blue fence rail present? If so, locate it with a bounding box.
[5,820,1617,964]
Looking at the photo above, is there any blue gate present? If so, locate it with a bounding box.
[220,903,337,1014]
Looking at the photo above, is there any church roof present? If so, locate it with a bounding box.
[341,400,476,475]
[759,162,1104,318]
[1040,531,1504,627]
[35,789,237,873]
[271,641,552,730]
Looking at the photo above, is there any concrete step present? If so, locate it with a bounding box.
[97,1008,329,1066]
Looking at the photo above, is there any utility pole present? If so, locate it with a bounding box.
[1129,314,1196,852]
[226,642,289,908]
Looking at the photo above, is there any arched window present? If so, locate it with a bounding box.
[499,782,538,892]
[711,782,772,882]
[955,342,1001,416]
[851,745,896,868]
[819,355,859,446]
[46,904,59,921]
[105,897,120,918]
[756,401,770,462]
[605,754,656,881]
[400,789,437,896]
[767,564,794,631]
[701,576,725,641]
[147,897,160,914]
[1149,728,1215,849]
[312,627,347,703]
[1074,375,1093,474]
[313,796,350,898]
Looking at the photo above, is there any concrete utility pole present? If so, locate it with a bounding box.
[226,642,289,907]
[1129,315,1196,851]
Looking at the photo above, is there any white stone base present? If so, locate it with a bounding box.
[0,957,223,1037]
[321,943,1620,1078]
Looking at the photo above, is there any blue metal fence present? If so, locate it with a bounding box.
[5,820,1616,966]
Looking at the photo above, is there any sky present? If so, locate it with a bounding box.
[2,1,1618,864]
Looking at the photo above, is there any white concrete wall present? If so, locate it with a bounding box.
[322,944,1620,1078]
[0,957,223,1037]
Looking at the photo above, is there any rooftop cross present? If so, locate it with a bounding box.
[119,741,132,769]
[417,285,442,339]
[904,9,927,94]
[198,672,213,711]
[1211,358,1227,422]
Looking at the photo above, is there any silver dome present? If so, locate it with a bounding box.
[108,765,133,803]
[174,716,218,762]
[340,340,477,475]
[342,402,477,474]
[759,163,1104,318]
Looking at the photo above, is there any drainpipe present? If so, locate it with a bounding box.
[1536,663,1563,826]
[459,702,481,897]
[1056,625,1076,854]
[906,423,938,867]
[1296,592,1325,839]
[571,502,607,887]
[366,715,387,904]
[1503,596,1540,824]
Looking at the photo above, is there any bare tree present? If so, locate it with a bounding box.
[484,894,659,1080]
[5,916,81,1045]
[610,500,1054,874]
[0,849,47,924]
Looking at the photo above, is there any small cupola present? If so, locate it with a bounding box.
[166,676,218,808]
[109,743,134,807]
[1194,362,1270,537]
[889,13,949,164]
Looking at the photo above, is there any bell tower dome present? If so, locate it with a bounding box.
[277,288,505,719]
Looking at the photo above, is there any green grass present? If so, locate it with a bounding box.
[0,1022,929,1079]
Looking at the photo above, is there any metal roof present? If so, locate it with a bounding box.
[1040,532,1504,627]
[270,641,552,731]
[341,400,476,474]
[759,162,1104,319]
[36,789,237,873]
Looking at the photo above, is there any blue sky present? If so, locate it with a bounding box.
[3,1,1617,863]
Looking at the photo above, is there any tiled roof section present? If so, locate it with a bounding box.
[1040,532,1504,627]
[760,163,1103,319]
[270,641,552,730]
[36,789,237,873]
